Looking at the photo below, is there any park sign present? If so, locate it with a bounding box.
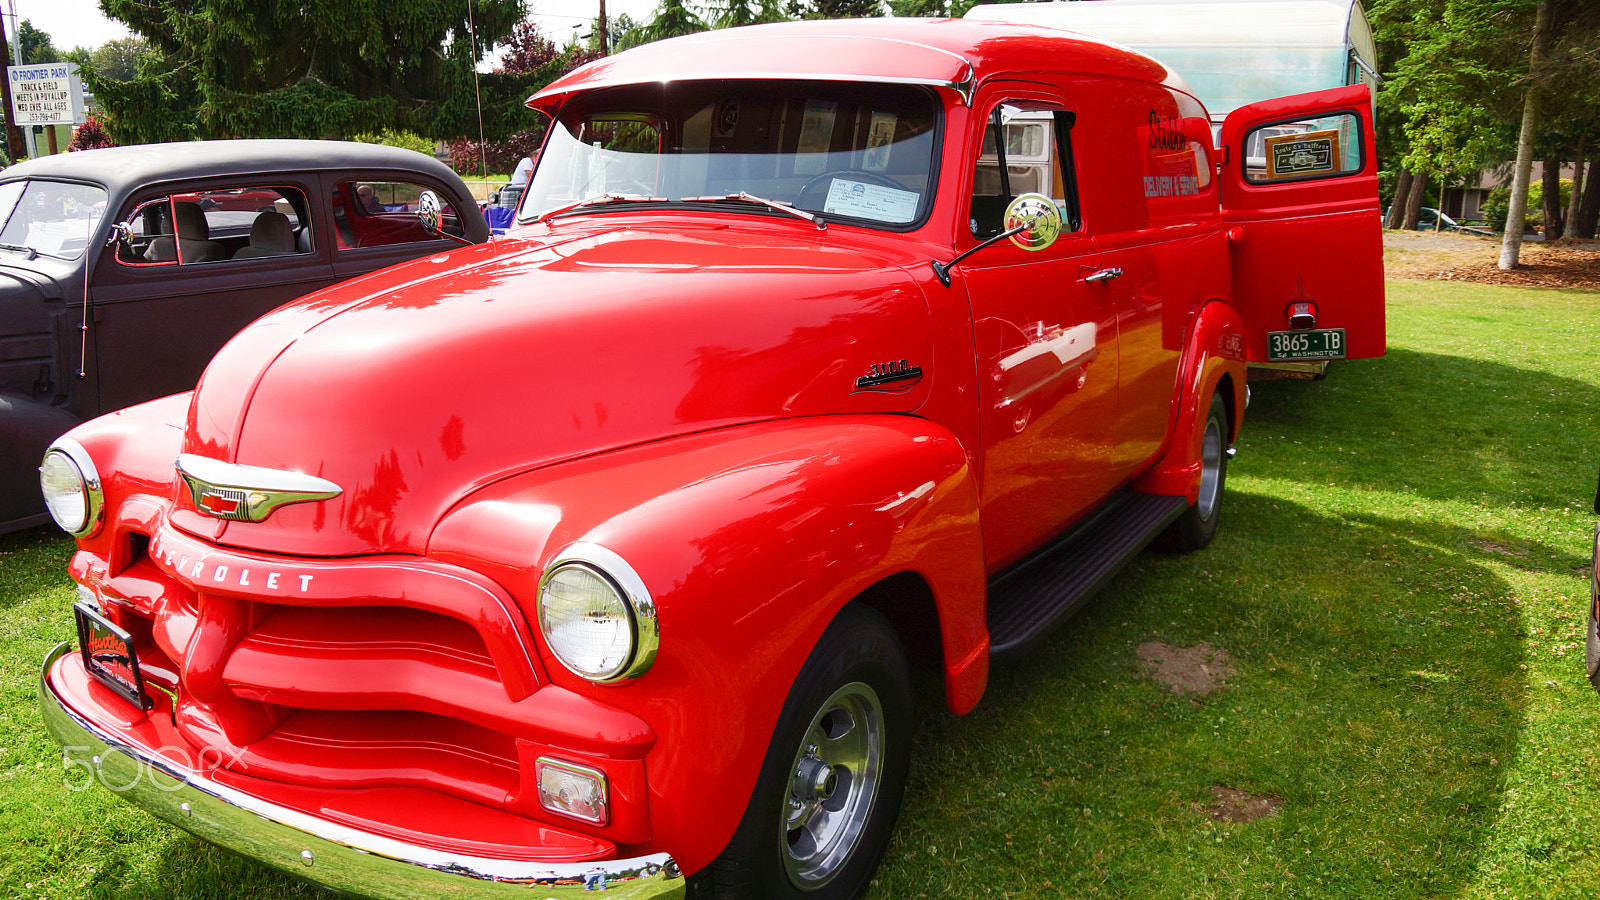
[8,63,85,126]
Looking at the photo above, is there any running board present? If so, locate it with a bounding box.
[986,491,1189,663]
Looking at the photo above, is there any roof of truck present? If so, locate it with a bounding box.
[529,18,1192,112]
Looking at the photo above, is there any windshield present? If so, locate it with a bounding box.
[524,80,940,228]
[0,179,107,259]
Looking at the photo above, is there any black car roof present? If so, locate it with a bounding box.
[1,139,471,197]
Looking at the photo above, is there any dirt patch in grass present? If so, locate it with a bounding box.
[1384,230,1600,289]
[1136,641,1234,696]
[1200,786,1284,824]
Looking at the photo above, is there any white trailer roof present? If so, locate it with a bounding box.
[965,0,1376,118]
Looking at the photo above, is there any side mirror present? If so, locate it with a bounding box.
[1003,192,1062,251]
[416,189,475,246]
[105,220,131,247]
[416,190,443,234]
[930,192,1063,287]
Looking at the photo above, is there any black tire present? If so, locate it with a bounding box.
[692,605,912,900]
[1587,525,1600,694]
[1158,391,1229,553]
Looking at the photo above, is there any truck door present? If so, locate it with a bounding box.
[1219,83,1384,367]
[960,91,1119,572]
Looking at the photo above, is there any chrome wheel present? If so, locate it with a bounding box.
[1196,411,1224,522]
[780,682,885,890]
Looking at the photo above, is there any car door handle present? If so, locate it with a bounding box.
[1083,267,1122,283]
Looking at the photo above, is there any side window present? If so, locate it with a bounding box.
[331,180,464,250]
[116,186,312,265]
[1243,111,1363,183]
[970,104,1081,238]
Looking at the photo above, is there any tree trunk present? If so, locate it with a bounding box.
[1385,169,1414,229]
[1542,156,1563,240]
[1578,164,1600,239]
[1401,170,1428,230]
[1500,0,1554,270]
[1563,137,1585,241]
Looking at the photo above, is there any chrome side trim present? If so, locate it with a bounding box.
[39,644,684,899]
[540,542,660,683]
[175,454,342,522]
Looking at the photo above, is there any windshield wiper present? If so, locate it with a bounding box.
[0,242,38,259]
[679,193,826,230]
[532,192,666,225]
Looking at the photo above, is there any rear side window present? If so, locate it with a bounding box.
[117,186,311,265]
[331,180,467,249]
[1243,111,1364,184]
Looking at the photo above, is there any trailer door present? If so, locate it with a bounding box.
[1219,83,1384,367]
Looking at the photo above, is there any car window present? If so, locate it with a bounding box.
[0,179,108,260]
[969,104,1081,239]
[332,180,465,250]
[117,185,312,266]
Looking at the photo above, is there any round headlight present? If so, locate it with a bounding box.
[537,544,658,683]
[39,439,103,538]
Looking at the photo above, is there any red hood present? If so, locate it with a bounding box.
[176,220,936,556]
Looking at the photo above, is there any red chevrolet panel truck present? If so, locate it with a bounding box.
[38,18,1383,900]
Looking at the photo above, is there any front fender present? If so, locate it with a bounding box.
[428,415,987,874]
[0,393,82,531]
[1134,300,1248,500]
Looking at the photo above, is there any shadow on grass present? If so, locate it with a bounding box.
[1243,347,1597,514]
[873,487,1527,900]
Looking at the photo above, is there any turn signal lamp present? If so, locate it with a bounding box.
[536,757,609,825]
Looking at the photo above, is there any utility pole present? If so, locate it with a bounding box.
[598,0,610,54]
[0,5,23,161]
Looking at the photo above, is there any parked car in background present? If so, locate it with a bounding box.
[0,140,487,533]
[1382,204,1494,235]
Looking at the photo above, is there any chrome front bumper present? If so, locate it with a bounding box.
[39,643,686,899]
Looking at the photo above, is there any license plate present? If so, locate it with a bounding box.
[1267,328,1347,361]
[73,602,152,711]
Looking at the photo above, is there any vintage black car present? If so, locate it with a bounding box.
[0,140,488,532]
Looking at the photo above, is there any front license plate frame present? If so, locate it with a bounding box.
[73,601,152,711]
[1267,328,1347,361]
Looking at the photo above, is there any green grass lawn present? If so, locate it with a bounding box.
[3,279,1598,899]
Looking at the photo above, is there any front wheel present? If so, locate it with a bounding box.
[693,606,912,900]
[1158,390,1229,552]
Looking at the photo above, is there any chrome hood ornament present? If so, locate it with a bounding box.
[176,454,342,523]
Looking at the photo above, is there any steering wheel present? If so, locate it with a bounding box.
[794,170,907,211]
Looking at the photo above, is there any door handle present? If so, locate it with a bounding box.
[1083,267,1122,283]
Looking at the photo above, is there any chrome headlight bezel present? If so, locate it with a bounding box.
[38,437,104,538]
[536,543,658,683]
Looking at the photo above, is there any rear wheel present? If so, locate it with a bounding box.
[1159,390,1229,552]
[693,605,912,900]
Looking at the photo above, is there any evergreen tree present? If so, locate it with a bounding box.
[87,0,525,144]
